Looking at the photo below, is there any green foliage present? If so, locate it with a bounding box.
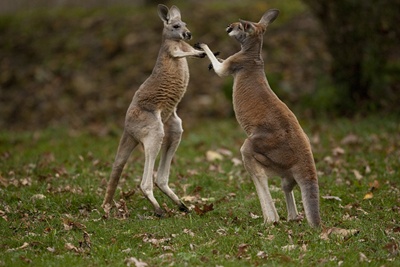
[302,0,400,114]
[1,116,399,266]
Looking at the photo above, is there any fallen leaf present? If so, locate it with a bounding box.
[121,248,132,254]
[115,199,130,220]
[332,147,345,156]
[0,174,8,187]
[217,148,232,157]
[237,243,249,258]
[103,203,112,219]
[81,231,91,249]
[353,169,363,180]
[121,189,136,200]
[142,234,171,247]
[206,150,223,161]
[320,227,359,240]
[19,256,32,264]
[65,242,79,253]
[282,245,297,252]
[62,217,87,231]
[6,242,29,252]
[124,257,148,267]
[256,251,268,259]
[359,252,370,262]
[231,157,242,166]
[31,194,46,200]
[384,241,399,255]
[322,195,342,201]
[368,180,380,190]
[183,228,195,237]
[341,134,359,145]
[216,228,227,236]
[194,203,214,215]
[249,212,260,219]
[181,195,200,203]
[363,192,373,200]
[0,210,8,221]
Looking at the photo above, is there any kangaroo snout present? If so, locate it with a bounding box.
[226,25,233,33]
[183,31,192,40]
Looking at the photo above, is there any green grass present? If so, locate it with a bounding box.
[1,116,399,266]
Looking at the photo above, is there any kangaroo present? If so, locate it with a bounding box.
[198,9,321,227]
[102,4,206,217]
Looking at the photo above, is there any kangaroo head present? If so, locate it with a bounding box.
[226,9,279,45]
[158,4,192,41]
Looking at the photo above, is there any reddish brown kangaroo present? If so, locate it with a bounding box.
[199,9,321,227]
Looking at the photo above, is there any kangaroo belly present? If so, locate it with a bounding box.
[134,59,189,122]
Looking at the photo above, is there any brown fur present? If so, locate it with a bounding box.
[199,9,321,227]
[102,5,205,217]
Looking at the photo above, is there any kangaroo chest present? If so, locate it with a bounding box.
[135,57,189,122]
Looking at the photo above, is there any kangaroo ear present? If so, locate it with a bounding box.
[158,4,169,23]
[259,9,280,26]
[239,19,256,33]
[168,5,182,21]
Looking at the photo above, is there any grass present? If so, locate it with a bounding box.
[0,115,399,266]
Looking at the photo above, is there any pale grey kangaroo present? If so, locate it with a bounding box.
[199,9,321,227]
[102,4,205,217]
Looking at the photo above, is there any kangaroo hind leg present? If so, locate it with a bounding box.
[241,138,279,223]
[140,118,165,217]
[281,176,300,221]
[102,130,139,209]
[155,111,189,213]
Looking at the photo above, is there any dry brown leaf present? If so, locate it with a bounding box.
[142,234,171,247]
[62,218,87,231]
[256,251,268,259]
[0,174,8,187]
[115,199,130,220]
[0,210,8,221]
[332,147,345,156]
[65,242,80,253]
[194,203,214,215]
[384,241,399,255]
[183,228,195,237]
[369,180,380,190]
[121,189,136,200]
[103,203,112,219]
[237,243,249,259]
[81,231,91,249]
[320,227,359,240]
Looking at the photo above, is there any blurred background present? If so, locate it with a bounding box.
[0,0,399,131]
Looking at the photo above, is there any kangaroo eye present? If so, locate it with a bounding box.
[173,25,180,29]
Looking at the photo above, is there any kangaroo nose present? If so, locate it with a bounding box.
[184,31,192,40]
[226,26,233,33]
